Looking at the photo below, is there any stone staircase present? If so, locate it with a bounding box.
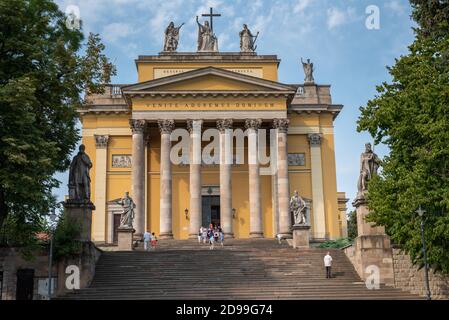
[58,239,419,300]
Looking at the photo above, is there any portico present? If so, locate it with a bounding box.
[80,52,346,242]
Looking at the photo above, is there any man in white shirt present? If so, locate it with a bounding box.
[324,252,333,279]
[143,231,151,251]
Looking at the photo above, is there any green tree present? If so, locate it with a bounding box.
[358,1,449,273]
[0,0,116,245]
[347,210,358,240]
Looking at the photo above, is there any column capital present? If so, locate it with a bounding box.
[158,119,175,134]
[216,119,233,133]
[130,119,146,134]
[245,119,262,131]
[187,119,203,133]
[308,133,322,146]
[273,118,290,133]
[94,135,109,149]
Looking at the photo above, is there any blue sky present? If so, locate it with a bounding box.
[54,0,415,211]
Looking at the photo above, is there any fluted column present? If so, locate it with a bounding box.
[158,120,175,239]
[93,134,109,242]
[217,119,234,237]
[187,120,203,238]
[308,133,326,239]
[245,119,263,238]
[273,119,291,237]
[130,119,146,238]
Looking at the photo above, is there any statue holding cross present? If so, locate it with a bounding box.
[196,7,220,52]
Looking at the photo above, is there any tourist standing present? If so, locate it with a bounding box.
[218,225,224,247]
[143,230,151,251]
[324,252,333,278]
[151,232,158,250]
[198,226,203,244]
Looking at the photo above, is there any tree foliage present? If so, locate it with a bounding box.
[357,0,449,273]
[347,210,358,240]
[0,0,116,245]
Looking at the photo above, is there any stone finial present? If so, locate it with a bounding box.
[307,133,322,146]
[273,118,289,133]
[245,119,262,131]
[187,120,203,134]
[216,119,233,133]
[94,135,109,149]
[158,119,175,134]
[130,119,146,134]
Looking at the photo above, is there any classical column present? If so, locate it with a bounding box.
[187,120,203,238]
[158,119,175,239]
[217,119,234,237]
[130,119,146,238]
[308,133,326,239]
[93,134,109,242]
[273,119,291,237]
[245,119,263,238]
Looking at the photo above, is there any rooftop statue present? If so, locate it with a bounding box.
[196,16,218,52]
[301,58,315,83]
[163,21,184,52]
[239,24,258,52]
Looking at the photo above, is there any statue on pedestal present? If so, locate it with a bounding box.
[301,58,315,83]
[68,144,92,201]
[290,190,307,225]
[117,192,135,228]
[196,16,218,52]
[357,143,381,199]
[239,24,258,52]
[163,21,184,52]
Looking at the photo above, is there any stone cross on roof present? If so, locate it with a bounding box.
[201,7,221,32]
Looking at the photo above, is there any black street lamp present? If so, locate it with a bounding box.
[416,205,431,300]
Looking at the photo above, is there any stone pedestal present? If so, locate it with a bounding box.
[63,200,95,242]
[292,225,310,249]
[117,227,135,251]
[348,197,394,286]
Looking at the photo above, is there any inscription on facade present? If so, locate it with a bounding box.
[288,153,305,166]
[154,68,263,79]
[112,155,132,168]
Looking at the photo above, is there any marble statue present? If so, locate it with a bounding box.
[290,190,307,225]
[117,192,136,228]
[357,143,381,198]
[196,16,218,52]
[239,24,258,52]
[301,58,315,83]
[163,21,184,52]
[68,144,92,201]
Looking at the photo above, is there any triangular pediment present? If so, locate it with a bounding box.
[121,67,295,93]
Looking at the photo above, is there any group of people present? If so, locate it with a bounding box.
[143,231,158,251]
[198,224,224,250]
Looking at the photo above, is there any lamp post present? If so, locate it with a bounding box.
[47,208,57,300]
[416,205,431,300]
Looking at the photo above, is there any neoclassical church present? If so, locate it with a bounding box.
[80,15,348,243]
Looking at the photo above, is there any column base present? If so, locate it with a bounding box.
[224,232,234,238]
[249,232,264,238]
[188,233,198,239]
[159,232,173,240]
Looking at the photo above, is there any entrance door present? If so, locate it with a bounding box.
[16,269,34,300]
[202,195,220,228]
[113,214,121,243]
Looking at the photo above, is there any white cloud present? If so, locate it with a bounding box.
[102,22,132,43]
[384,0,406,15]
[327,7,357,30]
[293,0,311,14]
